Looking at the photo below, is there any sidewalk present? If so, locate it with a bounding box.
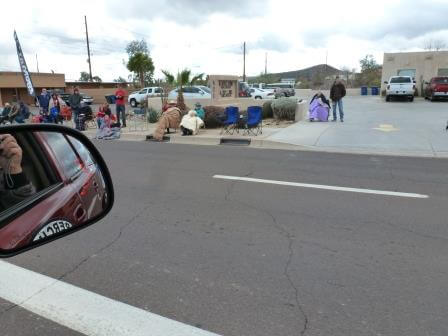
[267,96,448,158]
[84,97,448,158]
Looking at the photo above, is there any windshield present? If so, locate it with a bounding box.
[199,86,211,93]
[390,77,412,83]
[434,77,448,84]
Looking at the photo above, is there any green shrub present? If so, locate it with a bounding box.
[203,106,226,128]
[271,98,297,121]
[147,107,160,123]
[262,101,273,119]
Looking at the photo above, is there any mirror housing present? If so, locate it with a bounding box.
[0,124,114,257]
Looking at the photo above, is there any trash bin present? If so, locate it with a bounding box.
[105,95,116,104]
[361,86,368,96]
[371,87,379,96]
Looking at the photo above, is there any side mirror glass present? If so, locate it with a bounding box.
[0,124,114,257]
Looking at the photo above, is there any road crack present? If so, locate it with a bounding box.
[222,171,309,335]
[0,203,152,317]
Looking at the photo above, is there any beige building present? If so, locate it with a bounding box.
[381,51,448,95]
[0,72,66,106]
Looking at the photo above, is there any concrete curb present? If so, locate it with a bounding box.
[89,130,448,159]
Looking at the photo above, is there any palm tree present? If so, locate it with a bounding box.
[162,69,204,112]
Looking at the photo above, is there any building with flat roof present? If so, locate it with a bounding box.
[0,71,65,106]
[381,51,448,95]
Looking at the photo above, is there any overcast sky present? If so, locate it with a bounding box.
[1,0,447,81]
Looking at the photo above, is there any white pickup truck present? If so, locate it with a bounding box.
[128,87,163,107]
[384,76,415,102]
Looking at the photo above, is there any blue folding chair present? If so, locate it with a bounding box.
[244,106,263,136]
[221,106,239,135]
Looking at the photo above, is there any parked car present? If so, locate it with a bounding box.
[58,93,71,105]
[384,76,415,102]
[265,83,296,97]
[0,125,113,256]
[249,88,275,100]
[424,77,448,101]
[168,86,211,100]
[249,83,266,90]
[81,93,94,105]
[54,92,93,106]
[128,87,163,107]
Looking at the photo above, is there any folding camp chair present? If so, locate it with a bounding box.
[221,106,239,135]
[244,106,263,136]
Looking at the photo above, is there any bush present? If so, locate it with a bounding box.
[147,107,160,123]
[262,101,273,119]
[203,106,226,128]
[271,97,297,121]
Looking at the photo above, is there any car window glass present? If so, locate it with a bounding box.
[390,77,411,83]
[200,86,211,93]
[67,136,95,167]
[41,132,82,179]
[139,89,147,94]
[155,88,162,93]
[0,132,55,216]
[434,78,448,84]
[191,87,200,93]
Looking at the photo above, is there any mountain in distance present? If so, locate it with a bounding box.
[249,64,343,82]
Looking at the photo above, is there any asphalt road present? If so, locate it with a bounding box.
[3,141,448,336]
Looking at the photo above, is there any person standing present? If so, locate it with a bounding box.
[49,93,65,124]
[330,77,346,122]
[37,88,50,115]
[69,87,83,127]
[114,84,127,127]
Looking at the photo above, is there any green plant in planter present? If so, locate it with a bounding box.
[271,97,297,121]
[147,107,160,123]
[262,101,273,119]
[203,106,225,128]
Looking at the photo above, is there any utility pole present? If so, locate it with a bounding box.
[265,52,267,75]
[243,41,246,82]
[36,54,39,73]
[84,15,93,82]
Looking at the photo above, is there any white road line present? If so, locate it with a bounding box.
[213,175,429,199]
[0,261,219,336]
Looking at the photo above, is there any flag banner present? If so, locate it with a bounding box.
[14,30,35,97]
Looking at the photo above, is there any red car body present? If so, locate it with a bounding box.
[0,132,107,252]
[425,77,448,101]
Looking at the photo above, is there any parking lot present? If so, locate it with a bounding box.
[268,96,448,157]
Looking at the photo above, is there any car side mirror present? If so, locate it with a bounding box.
[383,81,388,84]
[0,124,114,257]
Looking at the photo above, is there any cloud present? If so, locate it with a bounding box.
[301,0,448,48]
[106,0,269,24]
[251,34,291,52]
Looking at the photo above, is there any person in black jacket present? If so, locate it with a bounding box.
[330,77,346,122]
